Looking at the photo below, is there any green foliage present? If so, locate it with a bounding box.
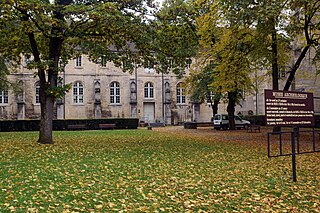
[0,57,9,90]
[150,0,198,75]
[210,27,254,93]
[185,62,219,103]
[195,0,320,92]
[0,56,22,91]
[45,83,72,99]
[195,0,255,101]
[0,129,319,211]
[0,0,155,143]
[0,0,154,80]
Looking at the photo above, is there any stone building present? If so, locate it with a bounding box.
[0,55,214,124]
[1,53,320,123]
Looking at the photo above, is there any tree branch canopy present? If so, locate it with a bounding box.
[0,0,155,144]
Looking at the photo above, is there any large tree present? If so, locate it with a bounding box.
[283,0,320,90]
[195,0,254,129]
[0,0,152,144]
[211,0,320,91]
[150,0,198,75]
[195,0,320,129]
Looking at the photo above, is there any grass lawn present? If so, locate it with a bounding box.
[0,127,319,212]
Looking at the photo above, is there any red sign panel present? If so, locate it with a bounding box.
[264,89,314,126]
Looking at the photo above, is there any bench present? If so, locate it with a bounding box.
[99,123,116,130]
[67,124,87,130]
[247,124,261,133]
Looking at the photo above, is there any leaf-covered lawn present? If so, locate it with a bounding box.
[0,127,319,212]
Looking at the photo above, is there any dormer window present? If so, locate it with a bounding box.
[75,56,82,67]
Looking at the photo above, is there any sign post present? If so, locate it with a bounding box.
[265,89,315,182]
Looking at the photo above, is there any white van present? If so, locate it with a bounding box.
[213,114,250,130]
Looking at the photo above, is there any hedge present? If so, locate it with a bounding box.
[0,118,139,132]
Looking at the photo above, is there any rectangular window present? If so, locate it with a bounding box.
[176,83,185,104]
[144,87,149,98]
[75,56,82,67]
[150,88,154,98]
[144,83,154,99]
[35,84,40,104]
[110,82,120,104]
[73,82,84,104]
[182,96,185,103]
[0,90,8,104]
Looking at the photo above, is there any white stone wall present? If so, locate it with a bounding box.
[2,53,320,122]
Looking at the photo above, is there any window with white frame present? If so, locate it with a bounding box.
[75,56,82,67]
[0,89,8,104]
[176,82,186,104]
[110,81,120,104]
[144,82,154,99]
[73,82,84,104]
[35,82,40,104]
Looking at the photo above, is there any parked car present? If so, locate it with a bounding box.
[213,114,250,130]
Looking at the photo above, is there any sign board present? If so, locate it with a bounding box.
[264,89,314,126]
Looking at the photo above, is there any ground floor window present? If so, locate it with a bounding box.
[176,82,185,104]
[73,82,84,104]
[110,81,120,104]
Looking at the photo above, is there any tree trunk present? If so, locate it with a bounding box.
[271,20,279,91]
[283,45,310,91]
[227,91,236,130]
[37,37,63,144]
[38,96,54,144]
[212,98,219,115]
[210,97,219,123]
[271,20,281,133]
[26,0,68,144]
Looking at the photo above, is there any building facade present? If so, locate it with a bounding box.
[0,55,214,124]
[1,54,320,123]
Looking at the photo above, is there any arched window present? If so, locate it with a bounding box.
[144,82,154,99]
[73,82,84,104]
[35,82,40,104]
[176,82,185,104]
[110,81,120,104]
[0,89,8,104]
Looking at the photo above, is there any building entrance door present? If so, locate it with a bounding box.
[143,102,155,123]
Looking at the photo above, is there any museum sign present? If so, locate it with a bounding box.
[264,89,314,126]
